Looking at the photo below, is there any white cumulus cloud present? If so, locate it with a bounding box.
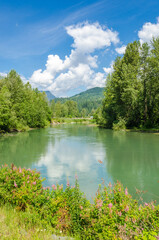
[115,45,126,54]
[0,72,7,77]
[66,22,119,53]
[30,22,119,97]
[103,61,114,74]
[138,17,159,44]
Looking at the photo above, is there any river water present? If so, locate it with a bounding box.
[0,124,159,202]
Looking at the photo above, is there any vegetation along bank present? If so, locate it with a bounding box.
[0,164,159,239]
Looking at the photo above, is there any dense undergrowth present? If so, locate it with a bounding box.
[0,164,159,239]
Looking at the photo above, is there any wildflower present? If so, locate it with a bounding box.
[14,181,17,188]
[59,184,63,190]
[27,175,30,180]
[67,180,70,187]
[118,211,122,216]
[80,205,83,210]
[125,205,129,212]
[27,181,29,184]
[52,184,57,190]
[125,216,129,222]
[32,181,36,185]
[125,187,128,196]
[96,199,103,208]
[19,167,22,173]
[145,202,148,206]
[108,182,112,188]
[108,203,113,208]
[132,217,136,224]
[139,205,141,211]
[151,204,154,210]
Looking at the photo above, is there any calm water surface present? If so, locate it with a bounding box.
[0,124,159,202]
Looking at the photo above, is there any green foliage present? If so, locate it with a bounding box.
[0,165,159,239]
[51,100,79,118]
[0,70,51,132]
[54,87,104,117]
[100,38,159,129]
[113,118,126,131]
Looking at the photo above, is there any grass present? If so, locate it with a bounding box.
[0,205,54,240]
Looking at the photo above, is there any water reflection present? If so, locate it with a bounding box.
[0,125,159,202]
[34,126,112,199]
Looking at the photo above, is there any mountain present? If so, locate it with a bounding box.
[41,91,56,101]
[70,87,104,101]
[54,87,104,114]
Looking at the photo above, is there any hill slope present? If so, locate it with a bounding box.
[54,87,104,115]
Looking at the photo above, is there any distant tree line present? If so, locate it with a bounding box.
[53,87,104,117]
[95,38,159,129]
[0,70,51,132]
[51,99,103,118]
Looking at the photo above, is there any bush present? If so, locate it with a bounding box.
[0,164,159,239]
[113,118,126,131]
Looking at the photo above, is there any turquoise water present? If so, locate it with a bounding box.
[0,124,159,202]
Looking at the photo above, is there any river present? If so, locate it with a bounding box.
[0,124,159,203]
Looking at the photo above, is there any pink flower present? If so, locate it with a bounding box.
[96,199,103,208]
[145,202,148,206]
[151,204,154,210]
[59,185,63,190]
[67,180,70,187]
[27,181,29,184]
[108,182,112,188]
[27,175,30,180]
[125,187,128,196]
[118,211,122,216]
[125,205,129,212]
[108,203,113,208]
[52,184,57,190]
[19,167,22,173]
[80,205,83,210]
[14,181,17,188]
[32,181,36,185]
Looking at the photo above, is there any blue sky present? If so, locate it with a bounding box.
[1,0,159,97]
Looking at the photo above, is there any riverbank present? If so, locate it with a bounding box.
[0,165,159,239]
[127,128,159,133]
[51,117,97,126]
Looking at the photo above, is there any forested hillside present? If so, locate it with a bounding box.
[0,70,51,132]
[52,87,104,117]
[95,38,159,129]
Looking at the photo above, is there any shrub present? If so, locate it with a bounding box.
[0,164,159,239]
[113,118,126,131]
